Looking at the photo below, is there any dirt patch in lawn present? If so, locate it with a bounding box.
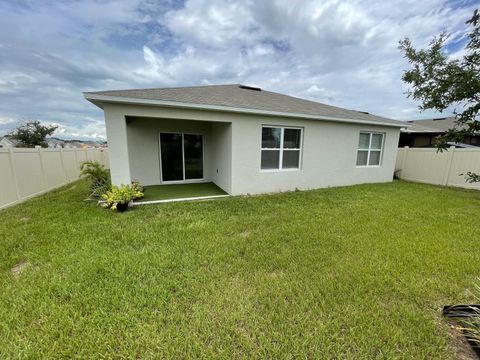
[11,261,29,277]
[447,321,478,360]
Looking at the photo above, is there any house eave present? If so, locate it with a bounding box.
[83,93,407,128]
[401,130,441,133]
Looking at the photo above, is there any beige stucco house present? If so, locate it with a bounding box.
[84,84,405,195]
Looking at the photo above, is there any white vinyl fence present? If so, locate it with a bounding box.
[0,147,109,210]
[395,146,480,190]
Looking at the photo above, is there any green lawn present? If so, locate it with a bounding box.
[140,182,227,202]
[1,180,479,358]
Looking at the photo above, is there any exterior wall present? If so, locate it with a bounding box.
[104,105,131,185]
[126,117,217,186]
[230,117,400,195]
[413,134,435,147]
[101,103,400,194]
[210,122,232,193]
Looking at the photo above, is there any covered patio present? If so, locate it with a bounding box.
[125,116,232,192]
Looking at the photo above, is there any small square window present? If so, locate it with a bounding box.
[369,150,381,165]
[283,129,301,149]
[358,133,370,149]
[282,150,300,168]
[262,127,281,148]
[261,150,280,169]
[356,132,384,167]
[356,150,368,166]
[371,134,383,149]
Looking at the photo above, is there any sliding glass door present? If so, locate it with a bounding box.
[160,133,204,182]
[183,134,203,180]
[160,133,184,181]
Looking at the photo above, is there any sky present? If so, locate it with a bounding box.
[0,0,476,140]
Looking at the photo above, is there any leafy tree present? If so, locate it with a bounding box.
[399,9,480,181]
[9,120,58,148]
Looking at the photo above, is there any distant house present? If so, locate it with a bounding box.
[59,139,105,149]
[0,135,104,149]
[399,117,480,148]
[84,84,405,195]
[0,136,18,148]
[66,141,88,149]
[47,137,66,148]
[82,140,104,148]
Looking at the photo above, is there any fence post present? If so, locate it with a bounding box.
[73,147,79,174]
[8,147,21,201]
[105,149,109,168]
[37,146,49,191]
[100,149,106,167]
[400,146,409,179]
[59,147,68,183]
[442,146,456,186]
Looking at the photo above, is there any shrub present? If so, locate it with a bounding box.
[80,161,111,199]
[462,171,480,183]
[454,284,480,350]
[101,184,144,211]
[130,180,144,198]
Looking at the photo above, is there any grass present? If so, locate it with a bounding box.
[1,180,480,358]
[140,182,227,202]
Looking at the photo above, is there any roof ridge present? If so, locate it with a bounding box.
[84,83,241,94]
[408,116,456,122]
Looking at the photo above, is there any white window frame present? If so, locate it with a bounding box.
[260,126,303,172]
[356,132,385,167]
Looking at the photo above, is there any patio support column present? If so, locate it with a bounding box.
[104,106,131,186]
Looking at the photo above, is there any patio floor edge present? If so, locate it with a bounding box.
[131,194,230,205]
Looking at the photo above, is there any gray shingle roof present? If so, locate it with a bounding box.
[85,84,405,126]
[403,117,467,133]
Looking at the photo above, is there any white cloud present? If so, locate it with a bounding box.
[0,116,16,125]
[0,0,476,138]
[142,0,475,118]
[164,0,255,48]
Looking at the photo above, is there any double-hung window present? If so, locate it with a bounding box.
[261,126,302,170]
[356,132,384,166]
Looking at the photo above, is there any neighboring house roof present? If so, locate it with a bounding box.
[446,142,478,148]
[0,136,18,147]
[84,84,406,128]
[65,141,86,148]
[81,140,101,147]
[47,137,65,148]
[402,117,473,133]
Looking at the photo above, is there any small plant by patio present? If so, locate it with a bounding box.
[80,161,110,199]
[101,184,143,212]
[130,180,144,197]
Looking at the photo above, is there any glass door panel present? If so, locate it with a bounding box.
[160,133,183,181]
[184,134,203,180]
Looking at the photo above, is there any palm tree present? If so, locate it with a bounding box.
[80,161,110,199]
